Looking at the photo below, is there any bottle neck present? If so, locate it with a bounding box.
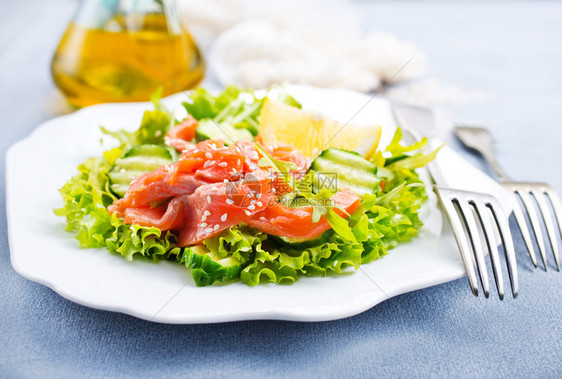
[74,0,182,34]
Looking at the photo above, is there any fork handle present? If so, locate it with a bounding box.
[480,151,510,182]
[454,126,511,181]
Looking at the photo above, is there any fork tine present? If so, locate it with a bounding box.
[533,190,560,271]
[488,199,519,298]
[511,196,538,268]
[545,189,562,239]
[435,189,479,296]
[518,190,548,271]
[473,201,505,300]
[457,200,490,298]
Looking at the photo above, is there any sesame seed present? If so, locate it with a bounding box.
[223,179,228,183]
[247,192,254,198]
[205,152,212,159]
[200,222,207,227]
[211,185,218,191]
[205,227,213,234]
[244,210,252,216]
[209,160,216,166]
[119,168,125,173]
[204,210,211,216]
[218,162,227,167]
[214,224,220,231]
[203,161,210,168]
[256,201,263,207]
[237,159,241,165]
[211,143,217,149]
[155,130,162,137]
[207,196,211,204]
[201,215,207,222]
[260,217,267,221]
[272,188,276,193]
[221,213,227,222]
[256,193,262,199]
[247,204,255,210]
[250,200,256,205]
[193,149,199,153]
[226,199,234,205]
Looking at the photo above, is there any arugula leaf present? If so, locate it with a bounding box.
[376,182,423,206]
[183,85,302,140]
[255,142,298,173]
[385,127,429,156]
[386,145,443,170]
[183,86,260,135]
[183,87,239,120]
[101,90,173,151]
[324,208,356,243]
[376,127,442,171]
[133,109,172,146]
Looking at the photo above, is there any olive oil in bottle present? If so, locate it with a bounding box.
[51,0,204,107]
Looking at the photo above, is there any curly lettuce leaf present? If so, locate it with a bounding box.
[54,139,176,262]
[54,149,119,229]
[179,223,364,286]
[106,215,178,261]
[202,224,266,264]
[240,238,363,286]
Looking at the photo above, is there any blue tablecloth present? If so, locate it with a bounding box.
[1,1,561,377]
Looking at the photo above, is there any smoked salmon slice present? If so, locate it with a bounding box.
[166,116,198,151]
[109,137,360,246]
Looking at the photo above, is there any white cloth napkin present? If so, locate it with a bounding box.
[179,0,426,92]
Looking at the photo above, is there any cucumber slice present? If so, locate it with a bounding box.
[271,230,332,249]
[310,148,380,196]
[108,144,178,197]
[319,148,377,172]
[196,119,253,145]
[384,154,408,166]
[181,245,243,286]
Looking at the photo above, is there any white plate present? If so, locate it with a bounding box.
[6,85,509,323]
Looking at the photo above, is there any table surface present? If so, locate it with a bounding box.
[1,0,561,377]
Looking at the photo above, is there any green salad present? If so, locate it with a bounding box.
[55,86,439,286]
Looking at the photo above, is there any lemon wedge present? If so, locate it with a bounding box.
[259,99,382,158]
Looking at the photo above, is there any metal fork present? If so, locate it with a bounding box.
[455,126,561,272]
[393,104,518,298]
